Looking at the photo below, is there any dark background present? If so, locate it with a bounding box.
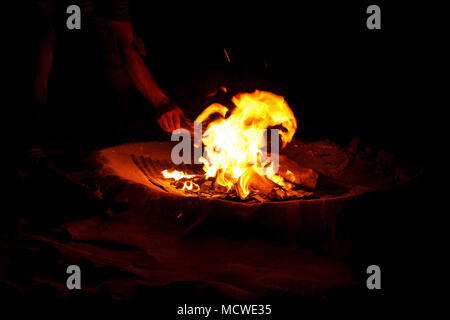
[129,0,430,162]
[6,0,437,314]
[13,0,433,165]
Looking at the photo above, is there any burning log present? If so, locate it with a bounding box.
[236,167,278,199]
[278,155,321,190]
[159,162,317,202]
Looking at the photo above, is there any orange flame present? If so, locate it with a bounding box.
[181,181,200,191]
[161,169,200,192]
[162,169,196,181]
[162,90,297,199]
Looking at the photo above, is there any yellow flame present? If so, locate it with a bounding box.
[181,181,200,191]
[161,90,297,199]
[198,90,296,199]
[162,169,196,181]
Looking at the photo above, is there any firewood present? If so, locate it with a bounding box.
[233,167,278,199]
[272,188,287,200]
[278,155,320,190]
[286,189,314,198]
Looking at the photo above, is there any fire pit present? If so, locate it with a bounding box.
[89,90,419,243]
[91,140,385,242]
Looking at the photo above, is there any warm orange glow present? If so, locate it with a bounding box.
[161,90,298,199]
[162,169,200,192]
[181,180,200,191]
[162,169,196,181]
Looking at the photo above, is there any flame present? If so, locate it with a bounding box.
[162,169,196,181]
[162,169,200,193]
[162,90,297,199]
[181,181,200,191]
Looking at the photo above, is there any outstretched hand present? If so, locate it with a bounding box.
[157,105,187,133]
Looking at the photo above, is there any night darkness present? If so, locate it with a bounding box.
[3,0,437,317]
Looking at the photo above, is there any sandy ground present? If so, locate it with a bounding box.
[1,138,423,307]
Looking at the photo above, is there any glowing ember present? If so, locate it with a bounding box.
[162,169,196,181]
[162,169,200,191]
[181,181,200,191]
[161,90,299,200]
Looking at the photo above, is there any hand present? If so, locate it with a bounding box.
[157,105,186,133]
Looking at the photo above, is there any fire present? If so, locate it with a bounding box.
[162,169,200,191]
[161,90,298,200]
[181,181,200,191]
[162,169,196,181]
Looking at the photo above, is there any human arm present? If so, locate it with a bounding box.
[106,20,185,132]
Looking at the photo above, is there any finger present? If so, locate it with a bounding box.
[168,112,176,133]
[163,116,171,132]
[159,116,170,132]
[157,118,164,132]
[174,112,181,130]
